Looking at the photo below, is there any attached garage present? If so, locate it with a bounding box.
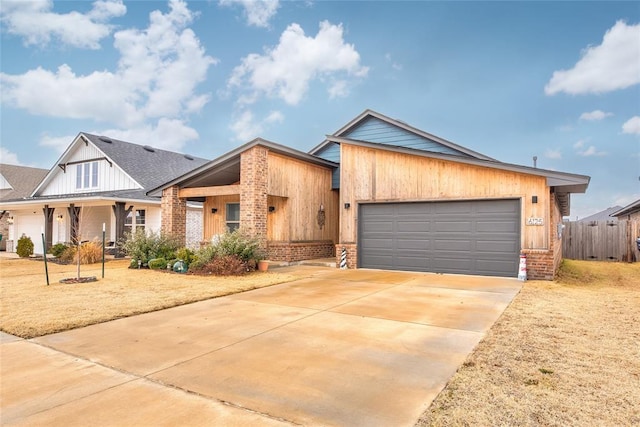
[358,199,521,277]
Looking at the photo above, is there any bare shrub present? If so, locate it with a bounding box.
[189,255,249,276]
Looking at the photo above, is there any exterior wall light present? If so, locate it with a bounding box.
[344,203,351,209]
[211,208,218,214]
[268,206,276,213]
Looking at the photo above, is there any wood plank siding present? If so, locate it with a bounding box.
[339,144,551,250]
[201,151,339,244]
[267,153,338,243]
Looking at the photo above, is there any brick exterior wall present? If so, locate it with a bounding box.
[522,192,562,281]
[161,185,186,246]
[335,243,358,269]
[240,146,268,252]
[268,240,335,262]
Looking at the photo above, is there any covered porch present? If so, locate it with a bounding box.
[155,141,339,262]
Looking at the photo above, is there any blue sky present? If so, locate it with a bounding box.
[1,0,638,219]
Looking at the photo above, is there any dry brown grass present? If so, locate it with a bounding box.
[0,257,303,339]
[417,260,640,427]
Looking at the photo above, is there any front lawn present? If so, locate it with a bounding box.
[417,260,640,426]
[0,258,302,338]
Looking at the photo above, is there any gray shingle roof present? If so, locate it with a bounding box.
[0,164,49,201]
[83,134,209,191]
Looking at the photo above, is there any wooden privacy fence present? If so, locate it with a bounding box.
[562,220,639,262]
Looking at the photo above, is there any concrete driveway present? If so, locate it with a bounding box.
[1,267,521,426]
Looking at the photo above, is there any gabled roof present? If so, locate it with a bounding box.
[31,133,209,198]
[148,138,338,197]
[0,164,49,202]
[577,206,622,222]
[610,199,640,218]
[310,109,494,161]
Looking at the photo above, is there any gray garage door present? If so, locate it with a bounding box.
[358,199,520,277]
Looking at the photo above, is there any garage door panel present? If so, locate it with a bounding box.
[433,221,472,233]
[359,200,520,277]
[397,222,431,232]
[434,203,472,214]
[476,220,518,233]
[434,239,473,251]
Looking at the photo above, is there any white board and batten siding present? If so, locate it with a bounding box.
[38,142,140,196]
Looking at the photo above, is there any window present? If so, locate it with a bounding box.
[75,162,99,189]
[124,209,146,234]
[226,203,240,231]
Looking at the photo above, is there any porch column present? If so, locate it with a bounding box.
[67,204,81,244]
[240,146,268,250]
[43,205,54,251]
[161,186,186,246]
[112,202,132,257]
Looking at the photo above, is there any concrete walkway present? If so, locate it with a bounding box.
[1,267,521,426]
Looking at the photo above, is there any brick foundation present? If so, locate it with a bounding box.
[161,185,186,246]
[335,243,358,269]
[268,241,335,262]
[521,250,556,280]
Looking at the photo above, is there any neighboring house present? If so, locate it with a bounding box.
[0,134,208,255]
[153,109,590,280]
[0,164,49,251]
[576,206,622,222]
[610,200,640,221]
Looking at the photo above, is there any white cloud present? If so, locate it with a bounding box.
[219,0,279,28]
[230,109,284,142]
[544,148,562,159]
[574,139,607,157]
[99,118,199,151]
[40,134,75,153]
[579,110,613,121]
[1,0,216,152]
[0,147,22,165]
[328,80,349,99]
[545,21,640,95]
[0,0,126,49]
[228,21,368,106]
[622,116,640,135]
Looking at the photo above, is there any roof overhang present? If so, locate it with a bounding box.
[0,195,161,211]
[148,138,338,197]
[610,199,640,218]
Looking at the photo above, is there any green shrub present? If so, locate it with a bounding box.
[16,235,34,258]
[212,229,264,262]
[49,243,69,257]
[119,229,180,266]
[130,259,139,269]
[148,258,167,270]
[189,244,217,272]
[175,247,194,265]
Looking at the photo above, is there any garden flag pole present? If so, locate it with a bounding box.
[41,227,49,286]
[102,223,105,279]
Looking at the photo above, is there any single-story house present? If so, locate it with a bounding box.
[610,200,640,221]
[152,110,590,279]
[0,134,208,254]
[0,164,49,251]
